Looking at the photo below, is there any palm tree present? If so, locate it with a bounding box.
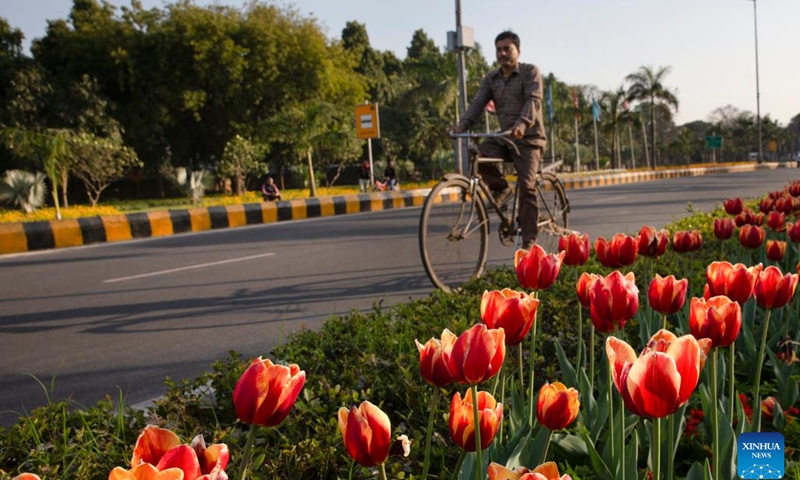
[0,170,47,213]
[599,87,627,169]
[625,66,679,168]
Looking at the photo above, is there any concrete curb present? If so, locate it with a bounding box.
[0,162,793,255]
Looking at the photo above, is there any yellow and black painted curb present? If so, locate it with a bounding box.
[0,162,794,256]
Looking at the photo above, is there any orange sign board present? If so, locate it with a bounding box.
[355,103,380,139]
[768,140,778,152]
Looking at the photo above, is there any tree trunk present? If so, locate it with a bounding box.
[307,149,317,198]
[60,168,69,208]
[651,96,657,168]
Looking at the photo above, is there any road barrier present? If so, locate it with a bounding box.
[0,162,794,255]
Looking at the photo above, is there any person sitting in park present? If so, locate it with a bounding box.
[375,160,399,191]
[261,176,281,201]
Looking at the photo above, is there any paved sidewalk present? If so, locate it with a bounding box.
[0,162,792,255]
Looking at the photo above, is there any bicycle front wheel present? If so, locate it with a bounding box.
[535,173,570,252]
[419,178,489,292]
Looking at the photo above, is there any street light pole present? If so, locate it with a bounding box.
[746,0,763,163]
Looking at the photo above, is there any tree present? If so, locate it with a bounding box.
[217,135,267,196]
[625,65,679,168]
[0,169,47,212]
[67,131,141,206]
[599,87,627,169]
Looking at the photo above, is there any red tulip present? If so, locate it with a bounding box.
[536,381,580,430]
[759,197,775,214]
[576,272,601,307]
[672,230,703,253]
[775,196,794,214]
[787,220,800,242]
[723,198,744,215]
[739,224,765,249]
[589,270,639,333]
[713,218,735,240]
[734,209,763,227]
[636,225,669,258]
[689,296,742,348]
[706,261,762,304]
[606,330,706,418]
[594,234,638,267]
[515,244,566,290]
[338,401,392,466]
[766,211,786,231]
[481,289,540,346]
[754,265,799,310]
[416,329,457,387]
[766,240,787,261]
[789,182,800,198]
[12,475,42,480]
[233,357,306,427]
[449,324,506,385]
[109,425,229,480]
[488,462,571,480]
[449,389,503,452]
[648,274,688,315]
[558,232,590,266]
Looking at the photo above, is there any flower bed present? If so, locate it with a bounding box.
[3,180,800,480]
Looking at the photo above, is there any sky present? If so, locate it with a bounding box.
[2,0,799,126]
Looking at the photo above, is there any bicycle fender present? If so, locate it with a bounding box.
[442,173,469,183]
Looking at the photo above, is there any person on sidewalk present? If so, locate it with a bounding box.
[261,176,281,201]
[450,30,546,250]
[358,160,371,192]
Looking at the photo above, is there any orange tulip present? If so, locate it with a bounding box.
[706,261,763,304]
[589,270,639,333]
[12,475,42,480]
[672,230,703,253]
[233,357,306,427]
[109,425,229,480]
[558,232,590,266]
[594,234,637,268]
[689,296,742,348]
[449,389,503,452]
[713,217,735,240]
[481,289,540,346]
[575,272,601,307]
[648,274,688,315]
[754,265,799,310]
[739,224,765,249]
[606,330,706,418]
[448,324,506,385]
[338,401,392,467]
[536,381,580,430]
[636,225,669,258]
[488,461,571,480]
[723,197,743,215]
[416,329,457,387]
[766,211,786,231]
[766,240,787,261]
[515,244,565,290]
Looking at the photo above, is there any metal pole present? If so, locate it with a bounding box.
[574,116,580,173]
[750,0,763,164]
[592,115,600,171]
[628,120,636,169]
[455,0,468,175]
[366,100,375,188]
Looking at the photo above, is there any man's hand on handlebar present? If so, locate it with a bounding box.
[511,124,525,140]
[447,126,462,137]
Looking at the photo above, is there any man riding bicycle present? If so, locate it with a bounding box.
[450,30,546,251]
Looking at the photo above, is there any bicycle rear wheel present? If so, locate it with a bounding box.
[419,178,489,292]
[535,173,570,253]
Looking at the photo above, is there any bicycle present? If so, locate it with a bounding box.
[419,131,571,292]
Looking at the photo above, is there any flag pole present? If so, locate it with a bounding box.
[572,89,580,173]
[592,97,600,171]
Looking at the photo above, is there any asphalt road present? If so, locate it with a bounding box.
[0,168,794,425]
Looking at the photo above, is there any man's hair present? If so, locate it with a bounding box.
[495,31,520,50]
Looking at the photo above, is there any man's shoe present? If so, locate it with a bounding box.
[492,186,513,206]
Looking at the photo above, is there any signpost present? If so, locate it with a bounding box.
[705,135,722,163]
[355,103,380,188]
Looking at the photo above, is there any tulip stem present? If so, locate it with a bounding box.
[450,449,467,480]
[728,344,736,426]
[654,417,661,480]
[590,325,595,395]
[619,374,626,480]
[380,463,389,480]
[666,413,675,480]
[712,348,720,480]
[576,303,583,369]
[499,367,507,444]
[753,308,772,432]
[471,384,484,480]
[608,354,616,465]
[421,388,440,480]
[528,295,539,429]
[661,313,667,332]
[238,423,258,480]
[518,343,525,391]
[541,428,554,463]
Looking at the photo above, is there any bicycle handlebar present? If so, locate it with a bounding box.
[448,130,512,139]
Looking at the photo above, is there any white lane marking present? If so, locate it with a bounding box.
[103,253,275,283]
[591,195,626,205]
